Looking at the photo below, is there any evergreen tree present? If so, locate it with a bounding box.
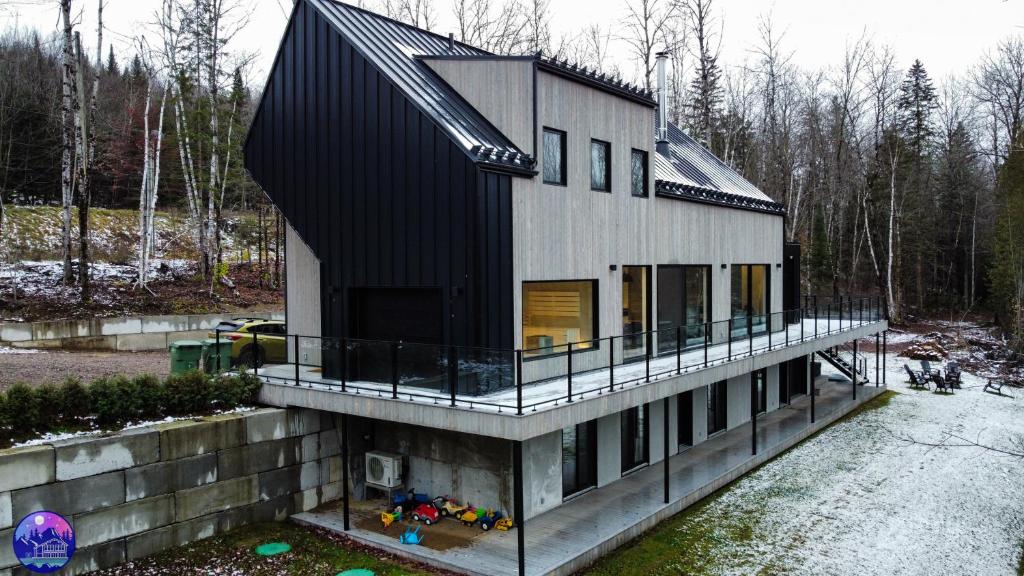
[106,45,118,77]
[808,205,832,296]
[989,136,1024,346]
[896,59,937,310]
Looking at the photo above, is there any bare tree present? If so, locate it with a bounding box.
[452,0,531,55]
[380,0,435,30]
[59,0,75,285]
[683,0,721,147]
[620,0,679,93]
[973,36,1024,157]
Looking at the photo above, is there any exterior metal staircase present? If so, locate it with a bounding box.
[817,347,870,385]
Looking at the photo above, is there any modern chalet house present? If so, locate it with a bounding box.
[243,1,889,574]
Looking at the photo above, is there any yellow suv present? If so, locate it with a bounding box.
[209,318,288,367]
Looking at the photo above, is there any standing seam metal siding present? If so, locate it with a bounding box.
[244,0,514,351]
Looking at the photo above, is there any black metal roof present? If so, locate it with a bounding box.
[535,56,655,106]
[310,0,535,174]
[654,120,784,214]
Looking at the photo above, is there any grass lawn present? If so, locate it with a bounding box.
[93,522,451,576]
[583,391,898,576]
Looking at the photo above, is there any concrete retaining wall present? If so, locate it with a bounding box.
[0,311,284,352]
[0,407,340,576]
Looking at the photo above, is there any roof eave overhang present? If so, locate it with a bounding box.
[655,180,786,215]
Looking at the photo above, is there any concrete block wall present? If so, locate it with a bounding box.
[0,407,339,576]
[0,311,285,352]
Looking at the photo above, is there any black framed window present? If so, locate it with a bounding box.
[657,265,712,353]
[543,128,567,185]
[622,266,650,361]
[731,264,769,338]
[562,420,597,498]
[621,404,649,473]
[631,149,648,197]
[707,380,727,435]
[590,139,611,191]
[523,280,597,358]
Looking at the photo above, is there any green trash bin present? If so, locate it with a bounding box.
[169,340,204,375]
[201,338,234,374]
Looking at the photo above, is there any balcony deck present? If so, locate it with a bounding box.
[257,316,886,439]
[294,377,888,576]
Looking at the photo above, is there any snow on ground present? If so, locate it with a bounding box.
[688,356,1024,576]
[0,259,193,303]
[11,406,258,448]
[0,346,39,354]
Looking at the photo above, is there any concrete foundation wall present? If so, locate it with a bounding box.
[0,311,284,352]
[726,375,752,429]
[369,421,513,516]
[522,430,561,520]
[0,408,339,576]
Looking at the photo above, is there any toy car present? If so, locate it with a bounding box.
[459,507,484,527]
[433,496,468,519]
[393,489,431,508]
[478,509,504,531]
[495,517,514,531]
[411,503,440,525]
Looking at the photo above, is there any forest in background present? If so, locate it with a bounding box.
[0,0,1022,345]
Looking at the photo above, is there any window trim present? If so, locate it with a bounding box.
[630,148,649,197]
[522,279,600,360]
[542,127,568,186]
[590,138,612,192]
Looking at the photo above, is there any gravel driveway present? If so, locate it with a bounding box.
[0,348,170,390]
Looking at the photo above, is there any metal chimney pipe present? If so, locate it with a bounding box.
[448,32,455,52]
[655,51,669,154]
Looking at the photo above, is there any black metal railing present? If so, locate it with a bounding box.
[244,295,886,415]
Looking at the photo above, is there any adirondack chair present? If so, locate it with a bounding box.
[904,364,929,389]
[945,362,963,388]
[931,371,953,394]
[920,360,941,380]
[984,379,1006,395]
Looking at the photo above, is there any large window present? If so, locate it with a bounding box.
[631,149,648,197]
[731,264,769,336]
[543,128,567,185]
[657,265,711,352]
[591,139,611,192]
[562,420,597,498]
[523,280,596,358]
[622,266,649,361]
[621,404,649,473]
[707,380,727,436]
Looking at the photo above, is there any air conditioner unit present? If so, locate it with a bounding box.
[365,451,403,489]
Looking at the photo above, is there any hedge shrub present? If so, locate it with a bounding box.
[0,370,262,444]
[4,383,41,436]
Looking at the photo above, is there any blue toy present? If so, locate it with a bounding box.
[399,525,424,545]
[392,489,430,507]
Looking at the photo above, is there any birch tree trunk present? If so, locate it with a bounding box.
[73,32,91,303]
[136,77,152,287]
[59,0,75,285]
[887,147,900,322]
[149,88,167,264]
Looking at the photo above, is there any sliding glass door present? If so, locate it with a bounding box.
[657,265,711,353]
[707,380,727,436]
[621,404,649,473]
[622,266,650,361]
[562,420,597,498]
[731,264,769,338]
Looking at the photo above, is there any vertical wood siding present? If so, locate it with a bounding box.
[245,0,514,351]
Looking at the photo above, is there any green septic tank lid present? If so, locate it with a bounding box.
[254,542,292,556]
[336,570,375,576]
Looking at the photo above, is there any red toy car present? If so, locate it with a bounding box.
[411,503,440,525]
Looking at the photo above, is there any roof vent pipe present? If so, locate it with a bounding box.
[448,32,455,52]
[655,51,669,155]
